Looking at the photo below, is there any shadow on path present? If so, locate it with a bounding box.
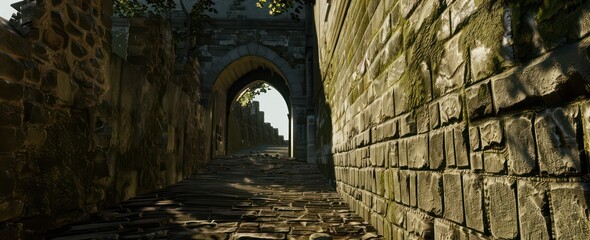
[44,155,381,240]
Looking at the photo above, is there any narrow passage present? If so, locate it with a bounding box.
[46,154,381,240]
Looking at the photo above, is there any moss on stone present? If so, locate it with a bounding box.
[400,4,444,109]
[459,0,507,76]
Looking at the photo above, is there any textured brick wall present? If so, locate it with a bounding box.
[0,1,207,238]
[314,0,590,239]
[227,101,287,154]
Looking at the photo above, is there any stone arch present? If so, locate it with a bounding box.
[206,43,303,158]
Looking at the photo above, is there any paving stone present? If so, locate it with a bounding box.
[46,155,381,239]
[535,106,582,175]
[484,177,518,239]
[549,182,590,240]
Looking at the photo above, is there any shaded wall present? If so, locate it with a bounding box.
[0,1,207,238]
[227,101,287,154]
[315,0,590,239]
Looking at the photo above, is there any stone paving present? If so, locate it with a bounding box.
[45,154,381,240]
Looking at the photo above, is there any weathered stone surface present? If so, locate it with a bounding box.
[0,127,25,153]
[408,135,428,169]
[435,34,464,97]
[0,103,23,127]
[0,52,24,82]
[450,0,478,33]
[453,124,469,168]
[0,199,23,222]
[444,128,455,167]
[517,180,549,240]
[399,170,410,205]
[406,211,434,239]
[485,177,518,239]
[491,39,590,113]
[535,107,582,175]
[429,102,440,129]
[483,152,506,174]
[443,173,464,224]
[417,172,442,215]
[389,141,399,167]
[440,93,462,126]
[549,182,590,240]
[505,113,537,175]
[479,120,503,150]
[429,130,444,169]
[466,81,493,120]
[399,112,416,137]
[463,174,485,232]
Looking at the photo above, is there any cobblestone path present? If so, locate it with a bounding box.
[45,155,381,240]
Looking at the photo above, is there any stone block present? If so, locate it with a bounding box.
[417,172,442,215]
[401,0,419,18]
[434,219,468,240]
[56,71,75,106]
[443,172,464,224]
[435,34,465,97]
[408,134,428,169]
[505,113,537,175]
[392,169,401,203]
[549,182,590,240]
[444,128,455,167]
[399,140,408,168]
[440,93,462,126]
[382,90,395,120]
[468,126,480,152]
[0,80,24,102]
[0,199,23,222]
[453,124,470,168]
[416,106,429,134]
[535,107,583,175]
[583,101,590,155]
[479,120,503,150]
[389,140,399,167]
[470,43,495,82]
[375,168,385,196]
[485,177,518,239]
[0,103,23,127]
[492,40,590,113]
[0,52,24,82]
[517,180,549,240]
[437,8,451,41]
[387,202,406,227]
[409,171,417,207]
[466,81,493,120]
[450,0,478,33]
[462,174,485,232]
[483,151,506,174]
[406,210,434,239]
[429,102,440,129]
[399,170,410,205]
[399,112,416,137]
[0,127,25,153]
[470,152,484,172]
[429,130,444,170]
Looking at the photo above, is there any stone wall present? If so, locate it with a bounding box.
[314,0,590,239]
[0,0,206,238]
[227,101,287,154]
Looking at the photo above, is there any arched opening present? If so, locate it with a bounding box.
[207,46,301,159]
[227,82,290,155]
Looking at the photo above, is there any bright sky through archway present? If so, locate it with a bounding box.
[253,86,289,140]
[1,0,15,20]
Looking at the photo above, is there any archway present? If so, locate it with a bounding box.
[207,43,304,158]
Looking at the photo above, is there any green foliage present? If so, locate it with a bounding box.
[113,0,148,17]
[256,0,315,20]
[238,83,271,107]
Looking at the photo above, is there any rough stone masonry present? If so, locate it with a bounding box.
[313,0,590,239]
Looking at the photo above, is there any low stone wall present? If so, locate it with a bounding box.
[228,101,286,154]
[0,1,207,238]
[314,0,590,239]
